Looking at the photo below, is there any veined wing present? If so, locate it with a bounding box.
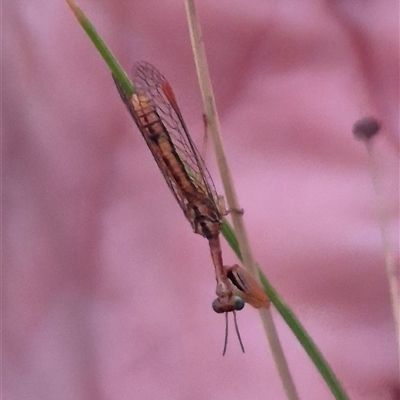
[112,62,220,218]
[133,62,219,205]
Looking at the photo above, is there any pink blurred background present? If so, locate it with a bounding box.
[4,0,399,399]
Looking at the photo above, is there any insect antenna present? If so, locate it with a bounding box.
[233,311,245,354]
[222,311,245,356]
[222,312,229,356]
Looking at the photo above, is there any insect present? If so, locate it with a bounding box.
[113,62,269,353]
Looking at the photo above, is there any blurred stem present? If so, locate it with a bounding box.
[365,139,399,352]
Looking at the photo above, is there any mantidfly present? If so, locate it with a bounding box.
[113,62,269,354]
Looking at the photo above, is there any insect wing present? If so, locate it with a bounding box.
[113,73,191,214]
[132,62,219,208]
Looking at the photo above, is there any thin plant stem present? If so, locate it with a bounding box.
[367,141,400,350]
[184,1,299,399]
[353,119,400,352]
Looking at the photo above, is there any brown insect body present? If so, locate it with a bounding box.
[113,62,269,324]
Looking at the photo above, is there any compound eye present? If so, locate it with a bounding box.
[234,296,245,311]
[212,298,225,314]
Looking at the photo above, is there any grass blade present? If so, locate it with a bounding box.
[65,0,134,95]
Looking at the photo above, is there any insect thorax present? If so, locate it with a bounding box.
[186,200,221,239]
